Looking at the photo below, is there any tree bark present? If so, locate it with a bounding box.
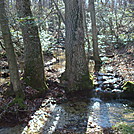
[0,0,23,97]
[62,0,93,92]
[16,0,47,91]
[89,0,101,71]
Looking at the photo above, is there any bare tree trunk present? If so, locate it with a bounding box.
[83,1,91,62]
[89,0,101,71]
[16,0,47,91]
[0,0,23,97]
[62,0,93,93]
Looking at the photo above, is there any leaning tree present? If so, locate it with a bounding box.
[0,0,23,98]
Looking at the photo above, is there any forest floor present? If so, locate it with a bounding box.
[0,44,134,134]
[104,44,134,82]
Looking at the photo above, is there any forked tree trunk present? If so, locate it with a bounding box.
[62,0,93,92]
[16,0,47,91]
[0,0,23,97]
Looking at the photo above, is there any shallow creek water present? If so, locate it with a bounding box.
[0,98,134,134]
[0,50,134,134]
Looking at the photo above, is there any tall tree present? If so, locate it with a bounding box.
[89,0,101,71]
[16,0,47,91]
[62,0,93,92]
[0,0,23,97]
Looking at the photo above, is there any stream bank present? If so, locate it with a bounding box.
[1,98,133,134]
[0,48,134,134]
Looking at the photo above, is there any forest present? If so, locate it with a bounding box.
[0,0,134,134]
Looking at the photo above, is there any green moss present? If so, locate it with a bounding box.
[79,74,93,90]
[23,61,47,90]
[68,73,93,92]
[5,89,26,109]
[9,97,26,109]
[112,123,134,134]
[60,71,93,92]
[123,81,134,93]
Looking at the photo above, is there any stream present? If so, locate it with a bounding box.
[0,49,134,134]
[0,98,133,134]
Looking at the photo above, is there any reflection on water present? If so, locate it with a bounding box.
[88,98,134,127]
[22,98,134,134]
[0,97,134,133]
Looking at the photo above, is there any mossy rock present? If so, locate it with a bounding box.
[123,81,134,93]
